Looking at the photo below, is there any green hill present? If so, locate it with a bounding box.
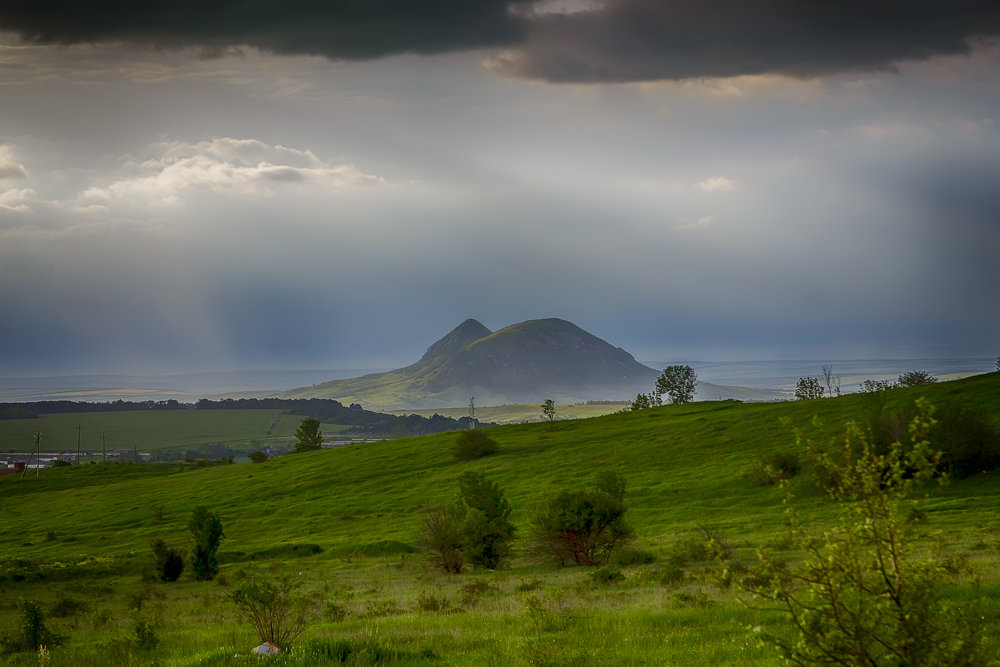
[2,373,998,664]
[282,318,661,409]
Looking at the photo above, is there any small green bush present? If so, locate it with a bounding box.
[415,591,452,613]
[150,538,184,582]
[130,614,159,652]
[189,506,224,581]
[451,429,500,461]
[228,575,312,647]
[588,566,624,586]
[5,599,60,652]
[49,595,86,618]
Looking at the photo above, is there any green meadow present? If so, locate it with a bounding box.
[1,374,999,665]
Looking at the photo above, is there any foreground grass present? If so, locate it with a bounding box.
[1,374,999,664]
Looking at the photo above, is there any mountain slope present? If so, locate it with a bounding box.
[282,318,659,409]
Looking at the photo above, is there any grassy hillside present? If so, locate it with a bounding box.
[1,374,998,665]
[0,410,301,455]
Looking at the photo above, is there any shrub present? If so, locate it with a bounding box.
[418,505,465,574]
[745,399,989,665]
[415,591,452,613]
[129,614,159,652]
[794,376,823,400]
[150,538,184,582]
[228,575,311,648]
[11,599,59,652]
[897,369,937,387]
[588,566,624,586]
[460,578,499,605]
[932,404,1000,478]
[530,472,633,566]
[457,472,515,570]
[189,506,224,581]
[248,450,269,463]
[49,595,86,618]
[451,429,500,461]
[748,450,801,486]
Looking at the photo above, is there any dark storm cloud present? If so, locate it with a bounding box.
[3,1,1000,81]
[495,0,1000,82]
[0,0,530,59]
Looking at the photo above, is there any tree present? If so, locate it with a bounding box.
[820,364,841,397]
[541,399,556,422]
[248,450,269,464]
[530,472,633,566]
[451,429,500,461]
[228,575,311,648]
[188,506,224,581]
[794,376,824,400]
[457,472,515,570]
[150,538,184,582]
[655,365,697,405]
[293,418,324,453]
[630,392,655,411]
[897,370,937,387]
[736,399,988,665]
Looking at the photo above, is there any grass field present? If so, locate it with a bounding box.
[0,410,303,455]
[1,374,998,665]
[391,403,627,424]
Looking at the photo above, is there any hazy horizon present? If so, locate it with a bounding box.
[1,3,997,376]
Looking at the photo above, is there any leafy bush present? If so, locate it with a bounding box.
[49,595,86,618]
[3,599,60,652]
[248,450,269,463]
[932,404,1000,478]
[745,399,989,665]
[228,575,311,648]
[189,506,224,581]
[748,450,801,486]
[794,376,823,400]
[293,418,324,453]
[129,614,159,651]
[897,369,937,387]
[150,538,184,582]
[418,505,465,573]
[451,429,500,461]
[530,472,633,566]
[415,591,452,613]
[457,472,515,570]
[588,566,624,586]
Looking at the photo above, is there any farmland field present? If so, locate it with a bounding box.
[0,410,302,454]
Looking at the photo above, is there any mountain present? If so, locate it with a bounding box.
[281,318,660,410]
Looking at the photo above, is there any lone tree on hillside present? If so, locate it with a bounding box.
[795,376,824,400]
[189,505,224,581]
[897,370,937,387]
[541,399,556,422]
[655,365,697,405]
[293,418,324,453]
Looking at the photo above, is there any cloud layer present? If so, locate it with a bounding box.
[2,1,999,81]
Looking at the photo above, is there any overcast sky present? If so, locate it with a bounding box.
[1,1,997,375]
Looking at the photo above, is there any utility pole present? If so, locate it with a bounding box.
[20,432,40,480]
[102,432,106,463]
[77,424,81,463]
[468,396,476,430]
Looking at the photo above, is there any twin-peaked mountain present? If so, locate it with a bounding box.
[282,318,660,410]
